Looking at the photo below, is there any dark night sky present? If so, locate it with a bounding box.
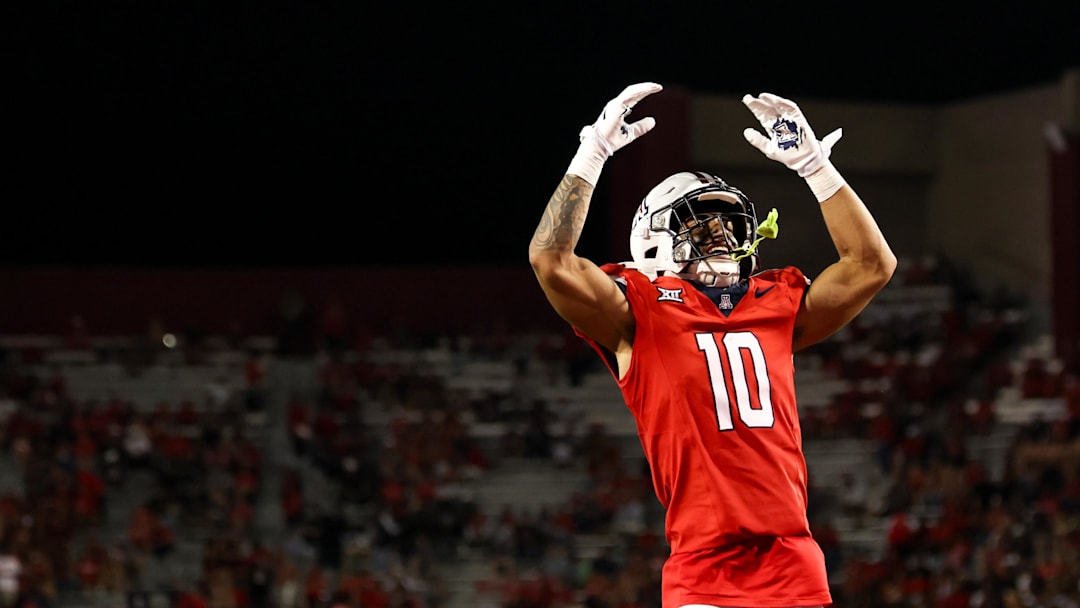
[7,2,1079,269]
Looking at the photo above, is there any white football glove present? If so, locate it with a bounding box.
[566,82,662,186]
[742,92,846,202]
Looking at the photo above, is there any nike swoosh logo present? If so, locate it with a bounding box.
[755,285,776,298]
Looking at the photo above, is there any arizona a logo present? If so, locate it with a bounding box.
[772,117,801,150]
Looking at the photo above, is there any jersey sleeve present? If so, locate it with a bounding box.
[776,265,811,290]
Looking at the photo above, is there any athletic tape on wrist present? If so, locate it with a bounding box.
[804,162,847,203]
[565,137,609,186]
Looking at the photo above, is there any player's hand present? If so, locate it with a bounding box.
[567,82,662,185]
[741,93,842,178]
[580,82,662,157]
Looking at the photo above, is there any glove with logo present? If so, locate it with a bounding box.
[742,92,846,202]
[566,82,663,186]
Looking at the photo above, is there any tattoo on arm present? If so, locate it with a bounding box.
[531,175,593,252]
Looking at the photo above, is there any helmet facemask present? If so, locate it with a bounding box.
[629,172,765,286]
[664,192,758,286]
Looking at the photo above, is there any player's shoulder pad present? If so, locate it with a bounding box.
[598,262,627,276]
[752,265,811,288]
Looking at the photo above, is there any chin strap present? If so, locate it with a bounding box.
[731,208,779,262]
[679,258,740,287]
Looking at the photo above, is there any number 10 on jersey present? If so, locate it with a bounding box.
[695,332,775,430]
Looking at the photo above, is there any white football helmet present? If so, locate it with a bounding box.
[629,171,761,287]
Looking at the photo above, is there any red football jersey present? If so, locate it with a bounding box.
[574,264,832,607]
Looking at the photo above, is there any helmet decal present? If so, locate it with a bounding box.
[631,198,650,231]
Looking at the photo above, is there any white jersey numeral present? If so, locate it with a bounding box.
[695,332,775,431]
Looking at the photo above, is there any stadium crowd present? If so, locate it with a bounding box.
[0,255,1077,608]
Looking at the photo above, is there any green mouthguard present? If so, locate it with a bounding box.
[731,208,778,262]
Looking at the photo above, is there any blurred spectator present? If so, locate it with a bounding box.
[271,556,302,608]
[0,544,20,608]
[173,586,209,608]
[304,565,328,608]
[318,295,351,357]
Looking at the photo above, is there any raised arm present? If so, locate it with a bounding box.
[529,83,662,354]
[742,93,897,351]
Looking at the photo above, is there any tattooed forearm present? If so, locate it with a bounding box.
[531,175,594,253]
